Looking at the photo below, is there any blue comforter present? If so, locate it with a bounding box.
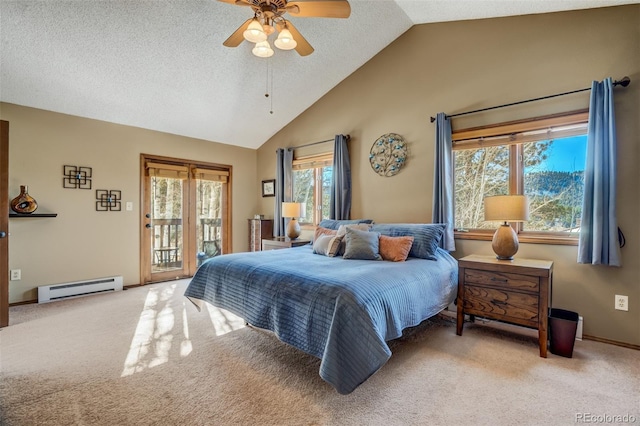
[185,245,458,394]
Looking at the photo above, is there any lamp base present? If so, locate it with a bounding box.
[286,218,301,239]
[492,224,519,260]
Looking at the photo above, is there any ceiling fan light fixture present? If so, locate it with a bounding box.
[274,28,297,50]
[263,24,276,36]
[243,19,267,43]
[252,40,274,58]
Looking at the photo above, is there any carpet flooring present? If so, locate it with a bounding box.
[1,279,638,425]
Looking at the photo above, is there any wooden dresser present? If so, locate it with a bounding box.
[456,254,553,357]
[248,219,273,252]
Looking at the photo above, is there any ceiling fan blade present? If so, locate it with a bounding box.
[217,0,253,6]
[223,18,253,47]
[285,21,314,56]
[286,1,351,18]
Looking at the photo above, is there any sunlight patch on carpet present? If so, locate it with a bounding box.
[205,303,245,336]
[180,301,192,357]
[121,284,192,377]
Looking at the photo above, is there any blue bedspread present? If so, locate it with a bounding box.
[185,245,458,394]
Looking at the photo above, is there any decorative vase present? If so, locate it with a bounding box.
[10,185,38,214]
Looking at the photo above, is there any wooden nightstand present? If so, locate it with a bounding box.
[456,254,553,357]
[261,237,311,251]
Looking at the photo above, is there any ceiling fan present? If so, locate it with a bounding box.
[219,0,351,57]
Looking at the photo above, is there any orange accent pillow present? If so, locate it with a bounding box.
[379,235,414,262]
[314,226,337,242]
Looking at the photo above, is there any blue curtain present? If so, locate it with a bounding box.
[274,148,293,237]
[432,113,455,251]
[577,78,621,266]
[330,134,351,220]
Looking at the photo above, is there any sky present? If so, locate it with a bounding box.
[540,135,587,172]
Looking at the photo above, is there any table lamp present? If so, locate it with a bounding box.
[484,195,529,260]
[282,202,306,239]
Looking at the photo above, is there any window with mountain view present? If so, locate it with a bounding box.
[453,110,588,242]
[522,136,585,233]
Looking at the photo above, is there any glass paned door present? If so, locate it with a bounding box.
[141,156,230,284]
[142,161,190,283]
[194,170,227,267]
[151,176,185,274]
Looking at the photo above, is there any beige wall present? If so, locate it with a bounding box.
[1,103,257,303]
[257,6,640,345]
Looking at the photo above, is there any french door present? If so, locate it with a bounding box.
[140,154,230,284]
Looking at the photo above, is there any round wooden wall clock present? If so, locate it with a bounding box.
[369,133,407,177]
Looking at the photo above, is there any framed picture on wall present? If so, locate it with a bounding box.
[262,179,275,197]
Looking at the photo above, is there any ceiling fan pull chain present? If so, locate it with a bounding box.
[270,57,274,114]
[265,57,269,99]
[264,57,274,114]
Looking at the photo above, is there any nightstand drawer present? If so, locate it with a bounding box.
[465,269,539,293]
[463,285,539,327]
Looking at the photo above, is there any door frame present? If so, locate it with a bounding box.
[1,120,9,327]
[139,154,232,285]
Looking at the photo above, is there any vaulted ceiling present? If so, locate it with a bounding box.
[1,1,636,149]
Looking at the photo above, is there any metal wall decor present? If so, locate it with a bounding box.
[369,133,407,177]
[96,190,121,211]
[63,165,93,189]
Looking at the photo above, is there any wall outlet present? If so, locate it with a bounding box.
[10,269,21,281]
[615,295,628,311]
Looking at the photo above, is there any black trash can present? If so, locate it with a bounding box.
[548,308,579,358]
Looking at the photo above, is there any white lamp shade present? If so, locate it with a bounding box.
[282,202,306,218]
[274,28,297,50]
[243,19,267,43]
[484,195,529,222]
[252,40,274,58]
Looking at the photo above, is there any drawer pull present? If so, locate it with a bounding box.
[492,299,507,305]
[491,277,508,282]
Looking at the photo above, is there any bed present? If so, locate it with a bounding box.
[185,224,458,394]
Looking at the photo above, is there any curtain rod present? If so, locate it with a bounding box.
[285,134,350,150]
[429,76,631,123]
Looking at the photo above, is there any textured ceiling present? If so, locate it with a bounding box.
[1,0,637,149]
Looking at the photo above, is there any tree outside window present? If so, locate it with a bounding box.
[292,153,333,226]
[453,110,587,243]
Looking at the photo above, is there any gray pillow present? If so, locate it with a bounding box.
[335,223,373,255]
[343,227,382,260]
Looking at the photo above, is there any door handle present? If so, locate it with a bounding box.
[0,231,6,238]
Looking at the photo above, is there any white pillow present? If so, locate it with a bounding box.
[312,234,343,257]
[336,223,372,237]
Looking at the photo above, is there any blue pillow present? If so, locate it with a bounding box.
[342,227,382,260]
[370,223,445,260]
[319,219,374,230]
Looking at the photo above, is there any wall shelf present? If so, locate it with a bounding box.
[9,213,57,218]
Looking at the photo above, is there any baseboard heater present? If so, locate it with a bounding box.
[38,276,123,303]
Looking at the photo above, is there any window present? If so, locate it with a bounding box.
[453,110,588,244]
[292,153,333,226]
